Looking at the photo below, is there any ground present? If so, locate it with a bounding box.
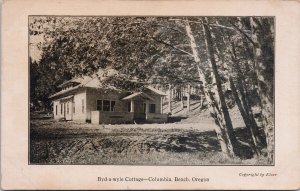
[30,120,268,165]
[30,100,268,165]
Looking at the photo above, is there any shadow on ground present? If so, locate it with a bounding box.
[30,120,266,164]
[30,126,221,164]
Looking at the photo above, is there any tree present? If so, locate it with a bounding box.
[207,19,263,156]
[183,19,238,158]
[249,17,275,163]
[29,16,274,162]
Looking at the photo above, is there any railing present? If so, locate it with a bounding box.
[91,111,168,124]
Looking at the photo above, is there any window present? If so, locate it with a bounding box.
[82,99,84,113]
[73,103,75,113]
[103,100,110,111]
[96,100,102,111]
[56,105,58,115]
[150,104,156,113]
[61,104,63,115]
[97,100,116,112]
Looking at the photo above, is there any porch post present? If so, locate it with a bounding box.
[130,99,134,112]
[145,101,149,112]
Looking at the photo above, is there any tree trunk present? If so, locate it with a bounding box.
[187,84,191,112]
[168,84,172,113]
[250,17,275,163]
[199,86,205,109]
[229,77,261,156]
[215,19,264,148]
[215,32,262,156]
[180,86,184,109]
[184,19,238,158]
[202,18,238,150]
[237,79,264,145]
[230,42,265,146]
[180,95,184,109]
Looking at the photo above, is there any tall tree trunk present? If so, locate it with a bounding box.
[199,86,205,109]
[250,17,275,163]
[184,19,238,158]
[214,32,262,156]
[237,77,264,145]
[229,77,261,156]
[230,42,265,146]
[219,19,263,146]
[202,18,239,150]
[181,86,184,109]
[187,84,191,112]
[168,84,172,113]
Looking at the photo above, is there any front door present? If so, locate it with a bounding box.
[133,100,146,121]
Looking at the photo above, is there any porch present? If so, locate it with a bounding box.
[90,110,168,124]
[91,92,168,124]
[91,111,134,124]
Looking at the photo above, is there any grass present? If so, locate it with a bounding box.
[30,119,270,165]
[66,152,269,166]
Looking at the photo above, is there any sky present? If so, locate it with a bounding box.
[29,34,43,62]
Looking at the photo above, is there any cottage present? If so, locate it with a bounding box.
[49,69,168,124]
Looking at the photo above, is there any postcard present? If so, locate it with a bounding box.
[1,0,300,190]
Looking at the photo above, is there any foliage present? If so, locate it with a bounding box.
[29,16,274,162]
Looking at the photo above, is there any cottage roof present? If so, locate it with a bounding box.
[58,68,118,88]
[49,68,166,99]
[58,95,74,102]
[49,68,117,99]
[122,92,155,101]
[48,85,81,99]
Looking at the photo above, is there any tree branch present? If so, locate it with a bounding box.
[170,18,255,46]
[169,18,203,25]
[209,24,235,31]
[228,21,256,46]
[151,24,186,35]
[151,37,194,57]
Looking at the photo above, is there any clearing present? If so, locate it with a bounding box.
[30,101,267,165]
[30,118,267,165]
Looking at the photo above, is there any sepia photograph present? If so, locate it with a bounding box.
[3,0,300,189]
[29,16,275,166]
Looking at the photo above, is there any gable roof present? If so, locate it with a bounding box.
[122,92,155,101]
[48,84,81,99]
[58,68,118,89]
[49,68,118,99]
[49,68,166,99]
